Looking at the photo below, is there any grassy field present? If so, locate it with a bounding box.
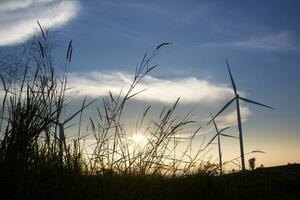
[1,164,299,199]
[0,31,299,200]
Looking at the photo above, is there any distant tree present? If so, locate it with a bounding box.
[248,158,256,170]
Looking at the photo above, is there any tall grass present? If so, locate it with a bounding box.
[0,27,298,200]
[0,30,77,178]
[0,28,216,182]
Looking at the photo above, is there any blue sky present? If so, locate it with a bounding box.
[0,0,299,168]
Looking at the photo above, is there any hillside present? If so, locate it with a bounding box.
[1,164,299,200]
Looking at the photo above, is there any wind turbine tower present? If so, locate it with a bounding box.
[208,60,274,172]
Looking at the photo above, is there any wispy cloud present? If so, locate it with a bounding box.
[233,32,299,51]
[0,0,80,46]
[68,71,234,104]
[217,106,251,127]
[198,32,299,52]
[0,69,252,134]
[67,71,251,134]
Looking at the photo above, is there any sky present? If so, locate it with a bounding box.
[0,0,299,169]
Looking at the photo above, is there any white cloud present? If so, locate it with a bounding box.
[67,71,253,134]
[198,32,299,52]
[233,32,299,51]
[217,106,251,127]
[0,69,252,135]
[0,0,80,46]
[0,0,34,11]
[68,71,235,104]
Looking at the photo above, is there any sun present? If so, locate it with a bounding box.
[131,134,147,145]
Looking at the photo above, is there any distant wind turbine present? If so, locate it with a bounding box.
[56,98,96,152]
[208,60,274,172]
[205,113,237,175]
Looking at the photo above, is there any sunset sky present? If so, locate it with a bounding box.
[0,0,299,169]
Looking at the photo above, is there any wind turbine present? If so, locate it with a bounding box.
[205,113,237,175]
[208,60,274,172]
[56,99,96,152]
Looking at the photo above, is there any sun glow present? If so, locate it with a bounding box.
[131,134,147,145]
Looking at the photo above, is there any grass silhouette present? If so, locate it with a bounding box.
[0,28,299,200]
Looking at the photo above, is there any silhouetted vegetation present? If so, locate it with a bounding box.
[249,157,256,170]
[0,28,299,200]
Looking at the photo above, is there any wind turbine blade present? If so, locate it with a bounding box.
[226,59,237,95]
[239,97,274,110]
[219,126,230,133]
[64,122,79,130]
[209,112,218,132]
[220,133,238,139]
[63,99,96,125]
[205,134,218,149]
[207,97,236,125]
